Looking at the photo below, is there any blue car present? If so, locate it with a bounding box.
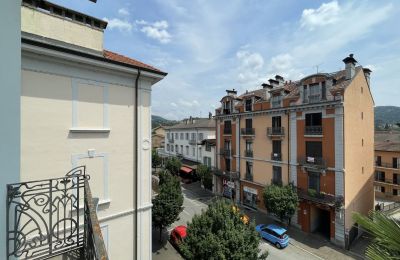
[256,224,289,249]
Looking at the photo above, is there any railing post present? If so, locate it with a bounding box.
[49,179,53,255]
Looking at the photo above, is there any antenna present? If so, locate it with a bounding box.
[313,63,323,73]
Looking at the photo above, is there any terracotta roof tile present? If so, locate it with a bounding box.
[103,50,166,74]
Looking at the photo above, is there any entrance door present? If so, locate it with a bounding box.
[311,206,331,239]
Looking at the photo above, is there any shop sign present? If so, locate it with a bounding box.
[243,186,257,194]
[223,179,235,188]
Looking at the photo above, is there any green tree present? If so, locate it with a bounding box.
[353,211,400,260]
[152,171,184,241]
[180,198,268,259]
[263,184,298,225]
[165,157,182,175]
[152,149,162,173]
[197,164,213,190]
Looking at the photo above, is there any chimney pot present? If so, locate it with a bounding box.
[343,54,357,80]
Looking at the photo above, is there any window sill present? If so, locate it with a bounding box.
[304,134,323,138]
[69,127,111,133]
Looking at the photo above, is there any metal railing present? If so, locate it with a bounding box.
[375,162,400,169]
[168,138,174,143]
[212,168,240,180]
[304,126,322,135]
[6,166,108,260]
[305,126,323,135]
[271,100,281,108]
[220,148,232,157]
[189,139,197,145]
[374,178,400,185]
[376,202,400,212]
[245,173,253,182]
[245,105,252,112]
[245,150,253,158]
[241,128,255,135]
[223,109,231,115]
[271,152,282,161]
[271,179,283,186]
[308,94,321,103]
[223,128,232,135]
[297,187,336,206]
[267,127,285,136]
[298,156,326,168]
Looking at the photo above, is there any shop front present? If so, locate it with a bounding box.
[243,186,258,208]
[222,178,236,200]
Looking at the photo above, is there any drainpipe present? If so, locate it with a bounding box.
[134,69,141,260]
[287,110,290,185]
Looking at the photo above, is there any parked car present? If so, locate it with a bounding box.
[170,225,187,250]
[256,224,289,249]
[232,205,250,225]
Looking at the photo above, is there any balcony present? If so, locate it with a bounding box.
[271,100,281,108]
[267,127,285,137]
[245,149,253,158]
[241,128,255,136]
[220,148,232,157]
[189,139,197,145]
[223,128,232,135]
[299,156,326,169]
[271,152,282,161]
[305,126,323,135]
[245,104,252,112]
[297,187,337,207]
[375,162,400,169]
[308,94,321,103]
[245,173,253,182]
[374,178,400,185]
[212,168,240,180]
[223,108,231,115]
[271,178,283,186]
[6,166,108,260]
[168,138,174,143]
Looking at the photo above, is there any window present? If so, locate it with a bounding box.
[175,133,178,139]
[224,120,232,134]
[175,145,178,152]
[180,145,183,153]
[167,133,170,139]
[272,116,281,128]
[308,172,320,192]
[198,133,204,140]
[376,156,382,166]
[180,133,184,139]
[394,174,399,185]
[167,144,170,151]
[303,85,308,102]
[246,140,253,151]
[225,158,231,172]
[393,158,399,169]
[203,156,211,167]
[245,99,252,112]
[306,141,322,158]
[272,166,282,185]
[171,145,174,152]
[246,161,253,180]
[271,95,281,108]
[199,147,202,157]
[374,186,381,192]
[224,100,231,114]
[205,142,211,152]
[375,171,385,182]
[186,133,189,140]
[273,140,281,154]
[245,118,252,129]
[224,140,231,151]
[394,189,398,196]
[321,81,326,100]
[191,133,196,140]
[305,113,322,127]
[309,83,320,103]
[186,146,189,155]
[192,147,195,156]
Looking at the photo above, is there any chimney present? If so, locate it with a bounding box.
[262,83,272,89]
[275,75,284,86]
[226,89,237,96]
[189,116,193,123]
[363,68,372,86]
[342,54,357,80]
[268,78,279,88]
[209,112,212,119]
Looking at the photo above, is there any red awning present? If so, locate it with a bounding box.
[180,166,193,174]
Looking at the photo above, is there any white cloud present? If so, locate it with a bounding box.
[118,8,130,16]
[301,1,340,30]
[235,50,265,86]
[103,17,133,32]
[170,102,178,107]
[138,20,172,44]
[178,99,199,108]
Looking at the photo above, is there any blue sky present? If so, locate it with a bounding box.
[52,0,400,120]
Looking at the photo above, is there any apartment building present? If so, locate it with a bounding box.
[3,1,167,259]
[215,54,374,248]
[374,132,400,202]
[163,116,216,171]
[152,125,166,149]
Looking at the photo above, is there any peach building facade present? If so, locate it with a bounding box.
[214,54,374,248]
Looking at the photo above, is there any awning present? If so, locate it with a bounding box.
[180,166,193,174]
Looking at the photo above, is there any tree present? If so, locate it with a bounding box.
[152,171,184,241]
[197,164,213,190]
[165,157,182,175]
[180,198,268,259]
[353,211,400,260]
[152,149,162,173]
[263,184,298,225]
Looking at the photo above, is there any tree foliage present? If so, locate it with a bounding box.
[263,184,298,224]
[197,164,213,190]
[180,198,267,259]
[152,149,162,171]
[353,211,400,260]
[165,157,182,175]
[152,171,184,241]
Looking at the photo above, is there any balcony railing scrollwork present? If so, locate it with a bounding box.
[297,187,336,207]
[189,139,197,145]
[245,149,253,158]
[298,156,326,169]
[267,127,285,137]
[211,168,240,181]
[271,152,282,161]
[220,148,232,157]
[6,166,109,260]
[305,126,323,135]
[223,128,232,135]
[241,128,255,136]
[375,162,400,169]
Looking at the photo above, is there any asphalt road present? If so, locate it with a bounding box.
[153,182,361,260]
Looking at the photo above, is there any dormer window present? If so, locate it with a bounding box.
[271,95,282,108]
[309,83,321,103]
[223,100,231,114]
[245,99,252,112]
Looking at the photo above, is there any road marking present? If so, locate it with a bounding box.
[289,242,325,260]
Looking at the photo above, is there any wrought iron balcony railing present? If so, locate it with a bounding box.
[220,148,232,157]
[308,94,321,103]
[297,187,336,207]
[245,173,253,182]
[241,128,255,136]
[189,139,197,145]
[223,128,232,135]
[271,152,282,161]
[168,138,174,143]
[271,179,283,186]
[375,162,400,169]
[374,178,400,185]
[305,126,323,135]
[267,127,285,137]
[223,109,231,115]
[6,166,108,260]
[298,156,326,168]
[212,168,240,180]
[245,149,253,158]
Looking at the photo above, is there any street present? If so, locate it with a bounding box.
[153,182,364,260]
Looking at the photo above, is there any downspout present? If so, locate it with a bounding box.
[134,69,141,260]
[287,110,290,185]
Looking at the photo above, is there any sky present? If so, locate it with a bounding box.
[52,0,400,120]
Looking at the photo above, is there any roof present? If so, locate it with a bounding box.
[375,142,400,152]
[266,224,287,235]
[104,50,165,74]
[165,118,215,130]
[200,138,216,146]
